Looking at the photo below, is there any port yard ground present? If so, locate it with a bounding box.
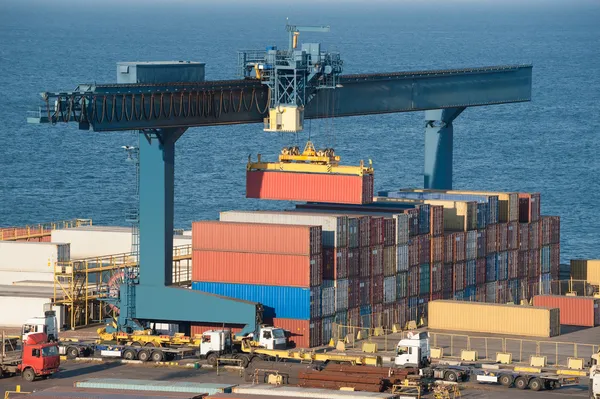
[0,360,590,399]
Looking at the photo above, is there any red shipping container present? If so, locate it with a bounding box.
[191,323,244,337]
[476,258,486,285]
[442,263,454,293]
[550,216,560,244]
[246,170,374,205]
[192,221,321,255]
[382,303,397,327]
[272,318,322,348]
[454,262,466,292]
[383,218,396,246]
[508,250,519,279]
[453,232,466,263]
[348,248,360,277]
[372,303,384,328]
[323,247,348,280]
[371,274,384,304]
[497,223,508,252]
[383,245,396,277]
[541,217,552,246]
[359,247,371,278]
[359,278,370,306]
[525,277,539,301]
[507,222,518,250]
[529,221,540,249]
[192,251,321,287]
[348,307,360,327]
[518,193,541,223]
[430,205,444,237]
[419,235,431,265]
[519,223,529,251]
[528,249,540,278]
[431,262,443,293]
[370,244,384,276]
[444,233,454,263]
[430,292,443,301]
[518,250,529,279]
[349,278,360,308]
[486,224,497,254]
[357,216,371,248]
[533,295,600,327]
[370,217,384,246]
[476,284,486,302]
[431,236,444,263]
[408,238,419,266]
[550,243,560,278]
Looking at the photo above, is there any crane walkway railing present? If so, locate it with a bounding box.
[0,219,92,241]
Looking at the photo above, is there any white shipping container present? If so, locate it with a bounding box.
[220,210,347,248]
[232,384,398,398]
[384,276,396,304]
[52,226,190,259]
[0,271,55,284]
[0,242,70,273]
[394,214,409,244]
[335,279,349,311]
[466,230,477,260]
[396,244,409,272]
[321,281,335,317]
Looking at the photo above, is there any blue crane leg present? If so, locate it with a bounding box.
[423,107,465,190]
[135,128,260,335]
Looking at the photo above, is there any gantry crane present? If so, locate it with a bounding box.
[27,23,532,335]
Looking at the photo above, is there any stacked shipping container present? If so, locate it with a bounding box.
[189,188,560,347]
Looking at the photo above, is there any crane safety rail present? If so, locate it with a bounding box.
[27,65,532,129]
[0,219,92,241]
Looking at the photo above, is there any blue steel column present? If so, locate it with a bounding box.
[138,128,185,287]
[423,107,466,190]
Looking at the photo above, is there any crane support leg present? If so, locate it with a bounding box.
[423,107,465,190]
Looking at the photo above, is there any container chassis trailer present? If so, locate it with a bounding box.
[475,370,580,391]
[59,342,196,362]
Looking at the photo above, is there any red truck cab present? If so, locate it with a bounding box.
[19,333,60,381]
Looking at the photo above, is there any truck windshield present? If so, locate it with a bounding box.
[272,330,285,339]
[42,346,58,357]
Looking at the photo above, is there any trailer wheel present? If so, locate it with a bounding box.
[22,368,36,382]
[529,378,543,391]
[499,374,514,386]
[138,349,151,361]
[131,341,142,347]
[151,350,165,362]
[145,342,158,347]
[515,376,529,390]
[444,370,458,382]
[123,349,136,360]
[67,346,79,359]
[207,353,218,367]
[239,354,251,368]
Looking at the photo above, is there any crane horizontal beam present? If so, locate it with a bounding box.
[27,65,531,132]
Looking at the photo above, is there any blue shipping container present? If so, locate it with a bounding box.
[486,254,497,282]
[466,260,477,286]
[360,305,372,328]
[497,252,508,281]
[541,246,551,274]
[477,202,488,229]
[508,279,520,303]
[192,281,315,320]
[418,204,430,235]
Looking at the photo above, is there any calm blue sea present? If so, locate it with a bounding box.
[0,0,598,262]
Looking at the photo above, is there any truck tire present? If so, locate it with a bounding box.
[499,374,514,386]
[444,370,458,382]
[22,368,36,382]
[123,349,136,360]
[138,349,151,362]
[515,376,529,390]
[238,354,251,368]
[131,342,142,347]
[207,353,218,367]
[151,350,165,362]
[145,342,158,348]
[67,346,79,359]
[529,378,543,391]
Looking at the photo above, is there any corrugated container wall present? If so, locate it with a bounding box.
[0,241,70,273]
[246,171,373,204]
[570,260,600,286]
[533,295,600,327]
[428,300,560,337]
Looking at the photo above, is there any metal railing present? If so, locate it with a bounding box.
[0,218,92,241]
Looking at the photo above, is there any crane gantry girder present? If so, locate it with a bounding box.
[29,65,532,132]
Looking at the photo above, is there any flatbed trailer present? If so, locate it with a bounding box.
[475,369,579,391]
[59,341,196,362]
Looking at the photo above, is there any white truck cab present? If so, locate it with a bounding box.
[591,353,600,398]
[394,331,430,368]
[256,326,287,350]
[22,311,58,342]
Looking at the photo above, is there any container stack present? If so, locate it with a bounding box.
[190,221,323,348]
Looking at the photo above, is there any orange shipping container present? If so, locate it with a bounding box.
[533,295,600,327]
[192,250,322,287]
[246,170,374,205]
[192,221,321,255]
